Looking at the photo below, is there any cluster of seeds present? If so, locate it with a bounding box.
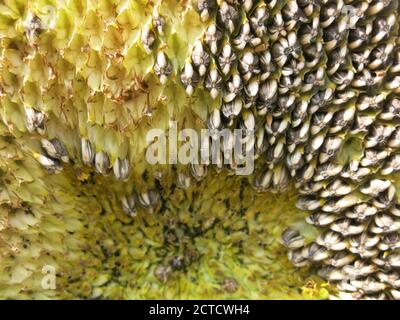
[189,0,400,299]
[25,113,132,181]
[143,7,172,84]
[121,188,160,216]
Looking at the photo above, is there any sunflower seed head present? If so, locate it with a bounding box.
[23,0,400,299]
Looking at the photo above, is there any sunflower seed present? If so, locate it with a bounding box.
[113,158,130,180]
[281,228,305,249]
[41,138,69,163]
[217,1,239,34]
[204,24,222,55]
[95,151,110,175]
[121,194,136,217]
[137,189,160,212]
[154,52,172,84]
[81,138,95,166]
[191,40,210,76]
[218,43,236,75]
